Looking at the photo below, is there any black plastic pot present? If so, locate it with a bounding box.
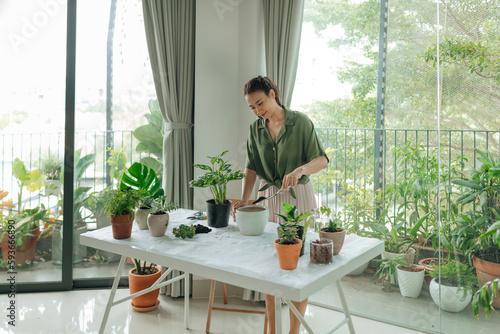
[206,199,232,228]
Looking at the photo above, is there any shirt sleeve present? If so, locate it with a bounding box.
[245,129,257,171]
[303,117,329,164]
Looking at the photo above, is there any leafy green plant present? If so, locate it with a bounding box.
[173,224,196,239]
[451,149,500,264]
[276,203,311,245]
[473,279,500,319]
[0,206,48,246]
[317,206,342,232]
[41,155,63,180]
[374,255,407,285]
[189,150,245,205]
[428,261,478,296]
[100,188,141,218]
[133,259,158,275]
[120,162,164,200]
[12,158,43,213]
[150,196,178,215]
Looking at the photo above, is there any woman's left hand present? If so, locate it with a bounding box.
[281,168,303,193]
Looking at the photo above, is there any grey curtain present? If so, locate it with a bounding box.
[142,0,195,210]
[263,0,304,106]
[142,0,195,297]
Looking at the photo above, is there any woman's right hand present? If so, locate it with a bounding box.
[232,200,247,221]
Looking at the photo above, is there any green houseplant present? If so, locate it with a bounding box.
[101,188,141,239]
[428,261,478,313]
[189,150,245,228]
[41,155,63,196]
[451,149,500,308]
[129,259,161,311]
[318,206,346,255]
[147,196,178,237]
[274,203,311,270]
[120,162,164,230]
[374,255,407,292]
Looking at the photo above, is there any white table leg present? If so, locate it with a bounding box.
[274,296,282,334]
[184,272,190,329]
[285,299,316,334]
[99,255,126,334]
[336,280,355,334]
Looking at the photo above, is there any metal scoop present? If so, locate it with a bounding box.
[252,188,282,205]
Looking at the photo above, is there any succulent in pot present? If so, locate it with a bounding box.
[147,196,179,237]
[189,150,245,228]
[318,207,346,255]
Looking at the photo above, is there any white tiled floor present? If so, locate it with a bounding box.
[1,288,426,334]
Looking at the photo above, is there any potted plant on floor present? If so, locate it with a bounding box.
[274,203,311,270]
[374,255,407,292]
[396,263,426,298]
[120,162,165,230]
[147,196,178,237]
[101,188,141,239]
[318,206,346,255]
[41,155,63,197]
[428,261,478,312]
[451,149,500,308]
[189,150,245,228]
[129,259,162,312]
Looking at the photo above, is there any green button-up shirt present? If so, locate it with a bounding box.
[245,106,327,190]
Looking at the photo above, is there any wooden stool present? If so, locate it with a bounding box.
[206,280,268,334]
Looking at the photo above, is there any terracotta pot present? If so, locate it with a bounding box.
[110,213,134,239]
[274,238,302,270]
[147,213,169,237]
[320,227,346,255]
[128,266,161,311]
[473,255,500,308]
[1,227,41,265]
[135,207,153,230]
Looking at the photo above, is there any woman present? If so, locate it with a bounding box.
[233,76,328,334]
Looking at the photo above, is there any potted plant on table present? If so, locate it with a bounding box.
[274,203,311,270]
[120,162,165,230]
[428,261,478,312]
[451,149,500,308]
[318,206,346,255]
[147,196,178,237]
[129,259,162,312]
[189,150,245,228]
[41,155,63,197]
[101,188,141,239]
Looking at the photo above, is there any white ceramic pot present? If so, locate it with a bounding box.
[147,213,169,237]
[397,265,425,298]
[136,207,153,230]
[429,278,472,312]
[235,205,268,236]
[44,179,62,196]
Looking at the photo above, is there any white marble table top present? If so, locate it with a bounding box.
[81,208,383,301]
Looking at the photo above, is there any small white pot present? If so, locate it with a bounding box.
[347,261,369,276]
[235,205,268,236]
[429,278,472,312]
[397,265,425,298]
[147,212,169,237]
[135,207,153,230]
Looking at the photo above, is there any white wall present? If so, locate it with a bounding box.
[193,0,265,210]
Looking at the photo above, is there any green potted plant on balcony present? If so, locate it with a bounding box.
[129,259,162,312]
[101,188,141,239]
[451,149,500,308]
[147,196,178,237]
[374,255,407,292]
[274,203,311,270]
[189,150,245,228]
[428,261,478,313]
[41,155,63,197]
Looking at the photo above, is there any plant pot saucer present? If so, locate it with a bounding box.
[131,300,160,312]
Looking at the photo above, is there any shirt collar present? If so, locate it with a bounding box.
[257,106,296,129]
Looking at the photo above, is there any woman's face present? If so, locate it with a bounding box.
[244,90,277,120]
